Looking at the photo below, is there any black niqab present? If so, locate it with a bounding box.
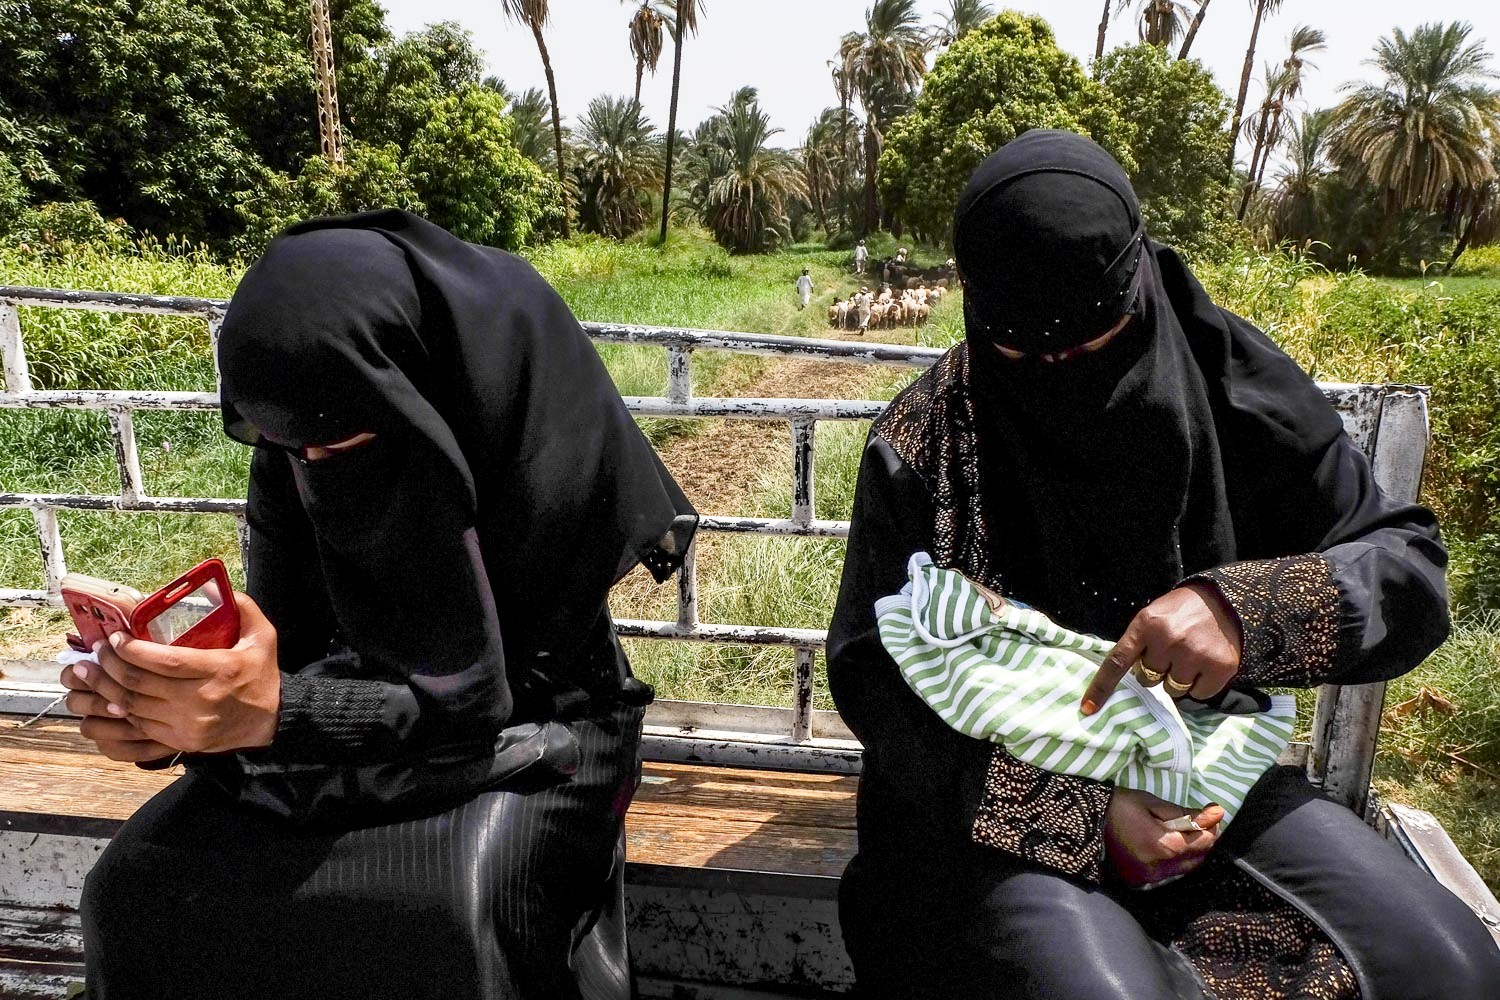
[217,211,697,723]
[952,131,1335,637]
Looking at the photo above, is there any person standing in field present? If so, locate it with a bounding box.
[796,267,814,310]
[854,239,868,274]
[855,286,873,334]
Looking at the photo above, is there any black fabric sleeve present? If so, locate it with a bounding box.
[828,434,1111,882]
[1183,431,1449,688]
[244,448,474,764]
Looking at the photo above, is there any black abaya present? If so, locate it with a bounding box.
[827,132,1500,998]
[82,212,697,999]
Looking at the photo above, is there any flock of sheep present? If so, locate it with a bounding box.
[828,282,948,331]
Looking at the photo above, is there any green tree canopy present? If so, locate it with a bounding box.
[877,12,1132,240]
[1096,44,1235,251]
[404,87,560,249]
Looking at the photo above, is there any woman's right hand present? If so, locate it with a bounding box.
[1104,788,1225,886]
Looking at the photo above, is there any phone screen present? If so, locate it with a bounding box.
[143,578,225,645]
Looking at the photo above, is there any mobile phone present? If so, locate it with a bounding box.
[62,559,240,652]
[61,577,144,652]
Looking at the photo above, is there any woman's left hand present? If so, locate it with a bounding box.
[72,592,282,754]
[1081,583,1242,714]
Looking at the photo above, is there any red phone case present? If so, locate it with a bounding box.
[62,560,240,651]
[130,559,240,649]
[61,590,137,652]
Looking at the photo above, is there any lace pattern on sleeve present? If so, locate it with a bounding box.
[972,746,1111,883]
[1185,555,1342,687]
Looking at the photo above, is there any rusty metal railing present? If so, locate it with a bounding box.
[0,286,1427,801]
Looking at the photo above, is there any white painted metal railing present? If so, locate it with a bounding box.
[0,285,1430,810]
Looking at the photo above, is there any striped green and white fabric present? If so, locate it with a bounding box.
[875,552,1296,824]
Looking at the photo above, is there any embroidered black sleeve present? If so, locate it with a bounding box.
[275,669,395,761]
[971,746,1112,883]
[1183,555,1343,688]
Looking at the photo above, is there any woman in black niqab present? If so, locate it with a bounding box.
[78,210,696,1000]
[827,131,1500,998]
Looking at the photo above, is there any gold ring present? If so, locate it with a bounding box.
[1164,676,1194,697]
[1134,662,1165,685]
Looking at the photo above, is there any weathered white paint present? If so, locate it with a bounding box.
[1314,389,1433,814]
[0,287,1431,785]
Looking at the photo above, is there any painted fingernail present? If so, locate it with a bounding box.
[92,640,104,655]
[1081,699,1098,716]
[107,703,125,717]
[108,632,124,648]
[72,663,89,681]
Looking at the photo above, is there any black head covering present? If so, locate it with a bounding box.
[217,210,696,719]
[955,130,1148,355]
[943,131,1341,637]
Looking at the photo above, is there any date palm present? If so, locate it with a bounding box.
[932,0,994,47]
[506,87,554,166]
[623,1,668,108]
[1229,0,1286,169]
[575,95,664,238]
[1178,0,1212,60]
[658,0,706,244]
[700,92,808,252]
[804,107,859,236]
[500,0,570,237]
[1265,109,1332,243]
[1330,22,1500,215]
[1136,0,1192,49]
[1239,25,1325,219]
[842,0,928,233]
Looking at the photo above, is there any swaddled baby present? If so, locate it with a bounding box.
[876,552,1295,826]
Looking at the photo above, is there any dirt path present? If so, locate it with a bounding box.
[609,327,912,618]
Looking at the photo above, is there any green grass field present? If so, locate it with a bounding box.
[3,231,1498,887]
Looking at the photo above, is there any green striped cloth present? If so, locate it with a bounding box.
[875,552,1296,824]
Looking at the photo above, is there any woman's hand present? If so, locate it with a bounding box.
[1081,583,1242,714]
[1105,788,1225,886]
[62,592,282,756]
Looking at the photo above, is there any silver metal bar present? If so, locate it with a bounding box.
[676,540,699,628]
[0,390,221,410]
[666,346,692,404]
[622,397,886,421]
[791,648,815,742]
[1313,387,1431,814]
[106,407,145,504]
[791,419,815,526]
[1,493,247,514]
[697,515,849,537]
[614,619,827,648]
[0,286,224,317]
[236,514,251,575]
[0,303,28,392]
[31,508,66,595]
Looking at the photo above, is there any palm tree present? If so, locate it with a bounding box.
[697,92,809,251]
[1238,25,1326,218]
[574,95,664,238]
[1178,0,1212,59]
[623,1,668,107]
[506,87,555,165]
[1095,0,1117,64]
[842,0,928,233]
[1136,0,1193,49]
[1229,0,1286,169]
[803,108,856,236]
[1265,108,1332,242]
[658,0,706,244]
[933,0,994,47]
[1329,22,1500,216]
[500,0,570,237]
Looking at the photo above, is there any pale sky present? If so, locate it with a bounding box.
[377,1,1500,169]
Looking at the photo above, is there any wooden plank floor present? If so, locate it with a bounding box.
[0,716,857,879]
